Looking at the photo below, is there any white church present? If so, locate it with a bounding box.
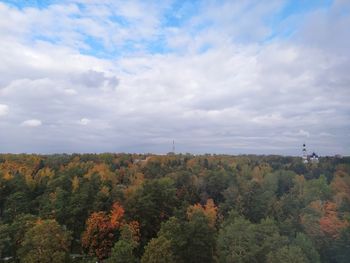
[302,143,319,164]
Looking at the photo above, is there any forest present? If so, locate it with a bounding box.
[0,153,349,263]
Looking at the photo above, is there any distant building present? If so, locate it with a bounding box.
[302,143,308,164]
[302,144,319,164]
[310,152,319,164]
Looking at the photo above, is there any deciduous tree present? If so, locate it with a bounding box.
[141,236,175,263]
[18,219,71,263]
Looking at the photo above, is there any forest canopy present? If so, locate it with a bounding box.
[0,153,349,262]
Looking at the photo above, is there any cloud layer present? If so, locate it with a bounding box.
[0,0,349,155]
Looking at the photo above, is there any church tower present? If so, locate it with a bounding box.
[302,143,308,164]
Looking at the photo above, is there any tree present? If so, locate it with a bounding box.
[4,192,30,221]
[217,213,288,263]
[110,202,125,229]
[0,223,11,258]
[171,171,201,205]
[157,217,184,262]
[267,245,308,263]
[7,214,37,260]
[276,170,296,197]
[185,212,216,263]
[217,216,258,263]
[107,240,137,263]
[304,175,332,204]
[18,219,71,263]
[106,221,141,263]
[187,198,217,227]
[331,171,350,210]
[158,212,216,263]
[319,201,349,239]
[294,233,320,263]
[254,218,288,262]
[125,178,178,244]
[204,170,229,203]
[119,221,140,248]
[141,236,175,263]
[0,153,349,263]
[81,211,116,260]
[332,226,350,263]
[82,202,128,260]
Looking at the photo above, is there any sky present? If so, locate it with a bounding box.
[0,0,349,155]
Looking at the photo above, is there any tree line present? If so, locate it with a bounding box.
[0,153,349,262]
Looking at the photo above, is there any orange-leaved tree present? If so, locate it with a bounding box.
[81,202,125,260]
[319,201,349,239]
[187,198,218,227]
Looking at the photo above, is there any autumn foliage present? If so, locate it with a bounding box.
[81,202,127,260]
[187,198,218,227]
[110,202,125,229]
[319,201,349,238]
[1,153,350,263]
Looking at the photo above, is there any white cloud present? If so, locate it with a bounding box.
[79,118,90,125]
[0,104,9,116]
[298,129,310,138]
[64,89,78,95]
[21,119,42,127]
[0,1,170,54]
[0,1,349,155]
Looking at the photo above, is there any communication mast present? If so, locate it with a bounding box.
[172,140,175,153]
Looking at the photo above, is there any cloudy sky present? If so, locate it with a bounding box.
[0,0,349,155]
